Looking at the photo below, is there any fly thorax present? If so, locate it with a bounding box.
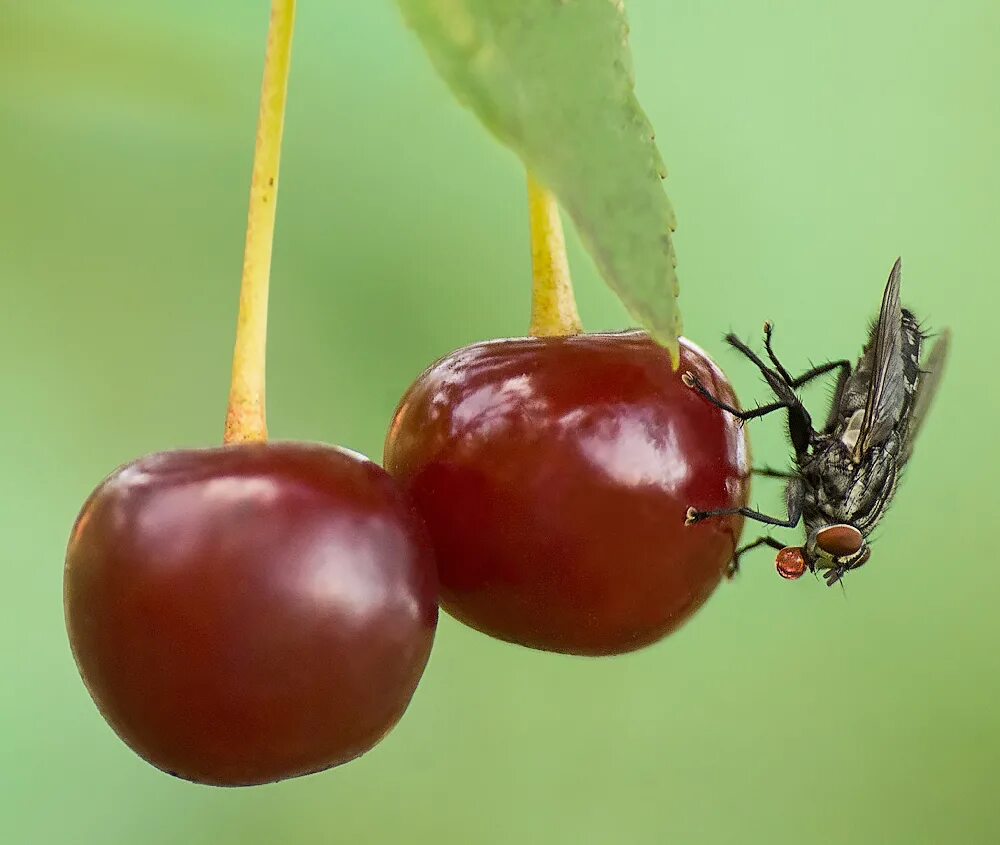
[811,444,853,503]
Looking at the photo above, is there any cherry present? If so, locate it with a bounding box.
[65,443,437,785]
[64,1,438,785]
[384,175,749,655]
[384,330,750,655]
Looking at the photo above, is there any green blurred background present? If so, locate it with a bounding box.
[2,1,997,842]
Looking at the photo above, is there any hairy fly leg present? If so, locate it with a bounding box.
[681,371,791,423]
[723,333,809,414]
[722,333,816,455]
[725,535,786,578]
[682,332,816,436]
[758,323,851,448]
[686,475,805,530]
[753,466,796,479]
[788,360,851,389]
[762,321,794,384]
[685,503,802,527]
[762,322,850,389]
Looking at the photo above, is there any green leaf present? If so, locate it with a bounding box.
[397,0,680,358]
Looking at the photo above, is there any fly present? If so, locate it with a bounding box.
[683,258,949,586]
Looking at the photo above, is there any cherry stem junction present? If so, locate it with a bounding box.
[224,0,297,445]
[527,172,582,338]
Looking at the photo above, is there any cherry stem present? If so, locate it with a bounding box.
[224,0,297,445]
[527,172,582,338]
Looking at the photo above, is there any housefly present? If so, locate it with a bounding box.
[683,258,949,586]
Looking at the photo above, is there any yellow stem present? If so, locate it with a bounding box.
[224,0,296,445]
[527,172,582,337]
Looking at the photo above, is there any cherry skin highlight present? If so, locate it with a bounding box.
[384,331,750,656]
[65,442,438,786]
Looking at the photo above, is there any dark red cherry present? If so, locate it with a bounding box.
[384,331,750,656]
[65,442,438,786]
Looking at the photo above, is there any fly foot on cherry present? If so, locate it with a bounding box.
[685,507,707,526]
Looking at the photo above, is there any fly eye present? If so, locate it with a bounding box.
[849,545,872,570]
[775,547,808,580]
[815,524,864,558]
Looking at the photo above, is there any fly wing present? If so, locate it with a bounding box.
[901,329,950,464]
[852,258,906,462]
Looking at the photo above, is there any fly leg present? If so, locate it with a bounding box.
[726,535,786,579]
[753,466,796,479]
[724,333,790,390]
[763,322,850,388]
[687,476,805,533]
[788,360,851,389]
[762,321,795,384]
[721,333,817,456]
[683,333,807,423]
[685,504,802,528]
[681,371,792,423]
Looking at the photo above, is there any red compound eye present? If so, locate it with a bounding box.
[776,547,808,580]
[815,524,864,558]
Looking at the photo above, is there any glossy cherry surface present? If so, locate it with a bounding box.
[385,331,750,656]
[65,442,438,785]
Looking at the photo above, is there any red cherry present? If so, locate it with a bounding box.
[65,442,438,786]
[384,331,750,656]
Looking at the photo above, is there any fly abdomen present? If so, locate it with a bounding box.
[845,445,899,533]
[900,309,924,415]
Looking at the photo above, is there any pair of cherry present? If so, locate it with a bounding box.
[62,0,750,788]
[64,329,748,787]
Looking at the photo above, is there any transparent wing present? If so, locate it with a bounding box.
[852,258,906,462]
[901,329,950,464]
